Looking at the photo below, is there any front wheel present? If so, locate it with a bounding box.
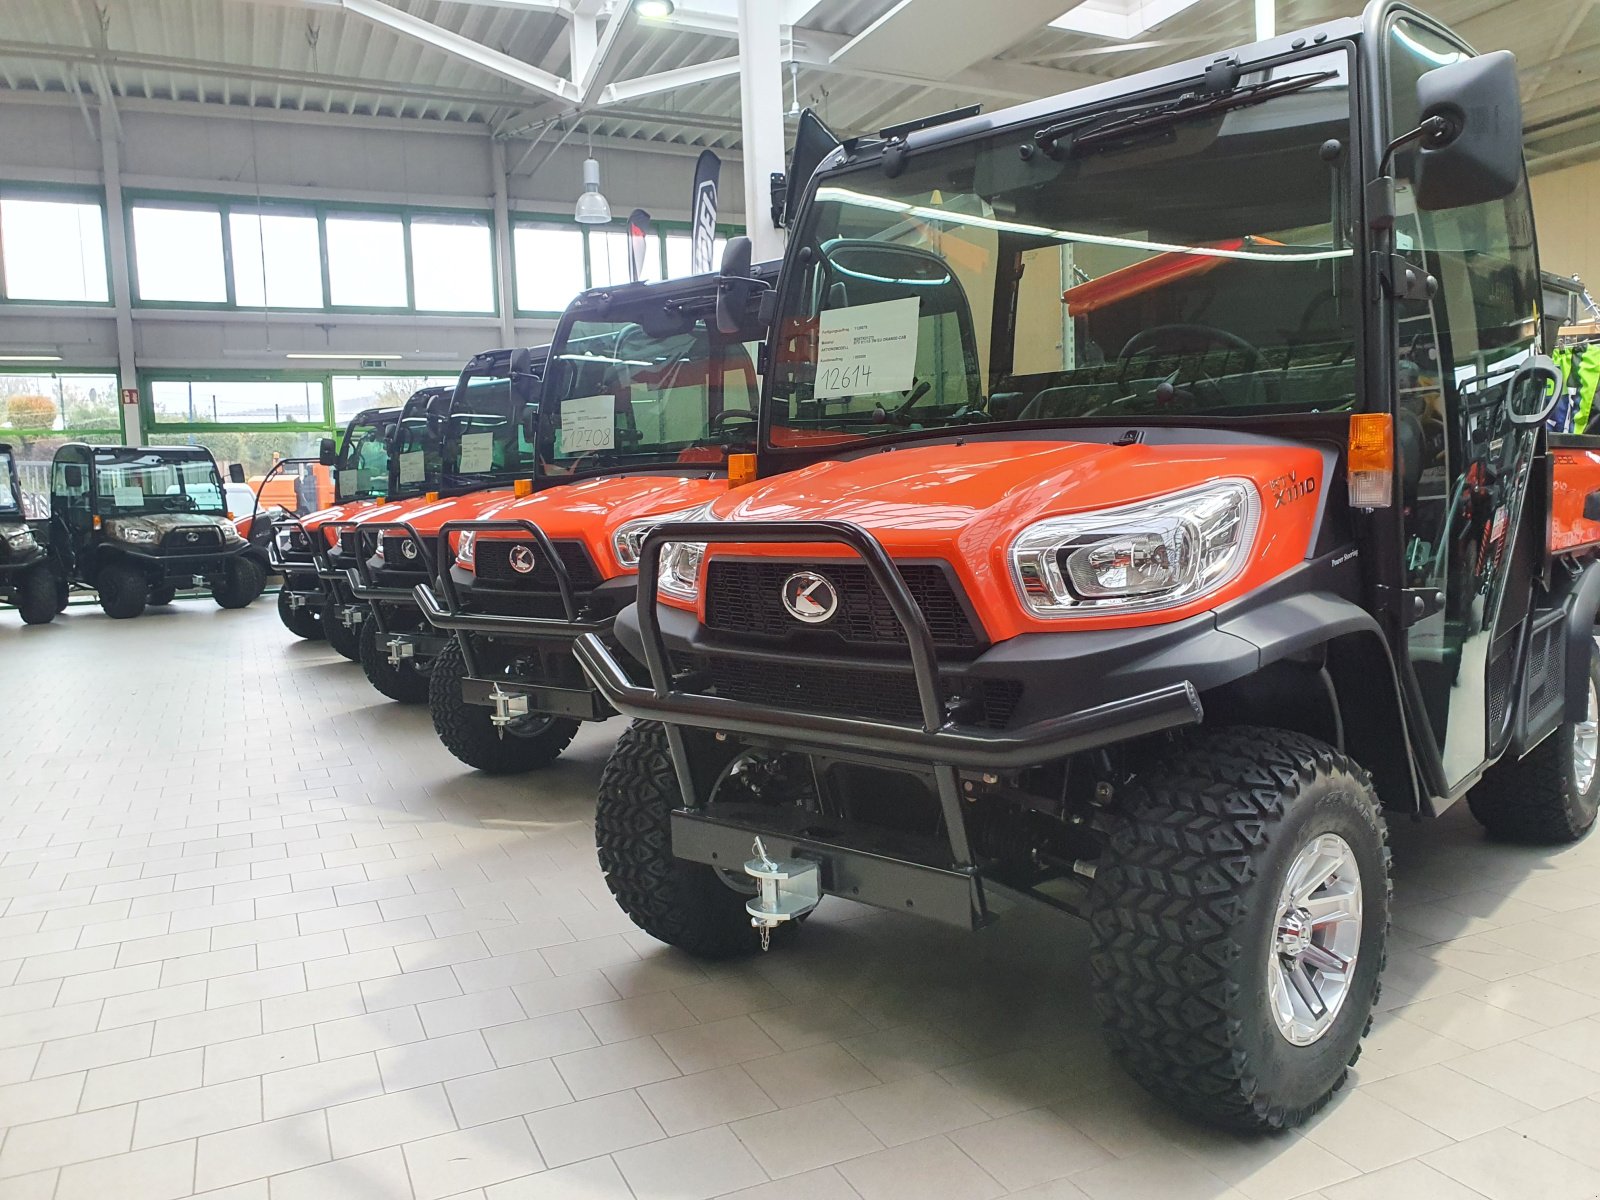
[596,720,790,960]
[1088,726,1389,1133]
[322,601,362,661]
[428,640,580,773]
[359,618,430,704]
[278,580,324,640]
[212,556,265,609]
[1469,639,1600,843]
[96,562,148,620]
[16,565,57,625]
[148,585,177,606]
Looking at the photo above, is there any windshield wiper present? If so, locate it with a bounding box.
[1036,69,1339,158]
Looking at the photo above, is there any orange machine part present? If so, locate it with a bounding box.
[671,437,1325,641]
[1063,237,1284,317]
[1551,445,1600,555]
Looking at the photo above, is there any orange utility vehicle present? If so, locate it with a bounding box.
[413,265,776,773]
[338,348,550,701]
[576,3,1600,1132]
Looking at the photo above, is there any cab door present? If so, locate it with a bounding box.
[1383,12,1545,789]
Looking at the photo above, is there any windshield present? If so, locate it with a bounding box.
[391,397,443,500]
[441,370,540,490]
[768,49,1356,447]
[0,452,19,516]
[337,417,393,502]
[93,449,227,517]
[538,309,760,475]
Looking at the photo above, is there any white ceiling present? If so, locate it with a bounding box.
[3,0,1597,171]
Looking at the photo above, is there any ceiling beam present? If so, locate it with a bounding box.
[828,0,1073,82]
[789,28,1101,102]
[596,55,741,106]
[331,0,580,102]
[576,5,632,106]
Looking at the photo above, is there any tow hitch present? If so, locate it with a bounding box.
[340,606,365,629]
[386,636,414,667]
[488,686,531,734]
[744,838,820,951]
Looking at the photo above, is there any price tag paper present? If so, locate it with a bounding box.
[560,394,616,454]
[814,297,920,399]
[398,451,425,485]
[458,432,495,474]
[112,487,144,509]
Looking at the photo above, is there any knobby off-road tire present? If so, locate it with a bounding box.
[322,601,362,661]
[213,556,266,610]
[15,565,57,625]
[359,618,430,704]
[56,577,70,612]
[96,562,147,620]
[1469,640,1600,844]
[428,640,580,774]
[1088,726,1390,1133]
[278,578,325,640]
[148,585,177,606]
[597,720,794,959]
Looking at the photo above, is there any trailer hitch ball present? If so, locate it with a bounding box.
[744,838,820,951]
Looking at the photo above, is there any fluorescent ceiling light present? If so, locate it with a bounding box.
[283,352,405,360]
[0,353,63,362]
[1050,0,1205,40]
[632,0,675,17]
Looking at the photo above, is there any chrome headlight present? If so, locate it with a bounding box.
[113,524,159,546]
[220,523,243,545]
[613,505,711,571]
[455,531,476,569]
[1009,481,1259,617]
[654,503,717,601]
[2,526,35,551]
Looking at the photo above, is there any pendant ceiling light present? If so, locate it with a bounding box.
[574,140,611,224]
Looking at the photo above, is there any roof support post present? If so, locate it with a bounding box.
[736,0,785,261]
[491,138,517,346]
[99,112,141,443]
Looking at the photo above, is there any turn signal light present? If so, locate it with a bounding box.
[728,453,757,488]
[1348,413,1393,508]
[425,491,440,503]
[92,515,102,530]
[513,478,534,498]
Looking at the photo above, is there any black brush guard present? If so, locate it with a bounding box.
[336,519,447,652]
[572,519,1206,930]
[411,519,613,721]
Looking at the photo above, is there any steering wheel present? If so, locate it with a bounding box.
[708,410,757,435]
[1118,324,1262,368]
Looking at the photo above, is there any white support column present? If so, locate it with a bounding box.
[1255,0,1274,41]
[491,137,517,348]
[736,0,786,262]
[99,113,140,444]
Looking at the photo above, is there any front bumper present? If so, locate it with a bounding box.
[110,541,249,580]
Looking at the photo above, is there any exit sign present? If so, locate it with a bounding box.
[360,359,389,369]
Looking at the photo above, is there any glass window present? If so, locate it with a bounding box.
[587,229,663,288]
[330,374,458,423]
[336,416,394,502]
[411,215,494,312]
[326,212,407,307]
[91,448,227,517]
[665,232,727,280]
[0,372,121,433]
[1,197,109,302]
[132,205,227,303]
[149,378,325,425]
[514,223,587,312]
[230,209,323,308]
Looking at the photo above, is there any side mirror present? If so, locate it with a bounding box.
[63,464,83,490]
[1414,50,1523,212]
[509,347,534,379]
[227,463,246,484]
[717,236,754,335]
[1508,355,1563,427]
[318,437,337,466]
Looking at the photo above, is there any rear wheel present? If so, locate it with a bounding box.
[278,581,324,640]
[1088,726,1389,1132]
[1469,640,1600,844]
[16,565,57,625]
[56,577,70,612]
[428,640,580,773]
[212,556,265,609]
[97,562,147,620]
[359,618,430,704]
[148,585,177,606]
[597,720,789,960]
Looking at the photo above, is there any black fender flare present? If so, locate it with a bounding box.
[1561,559,1600,718]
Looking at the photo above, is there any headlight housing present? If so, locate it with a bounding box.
[455,531,476,569]
[653,502,718,601]
[613,505,711,571]
[220,522,243,544]
[1009,480,1259,617]
[112,524,159,546]
[2,526,35,551]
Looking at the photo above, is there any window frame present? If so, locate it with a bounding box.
[0,368,128,444]
[125,189,501,318]
[0,183,114,309]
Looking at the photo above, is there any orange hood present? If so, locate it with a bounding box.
[692,437,1325,639]
[465,474,728,578]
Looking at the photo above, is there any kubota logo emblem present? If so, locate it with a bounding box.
[509,544,537,575]
[400,540,418,560]
[184,531,199,543]
[781,571,838,624]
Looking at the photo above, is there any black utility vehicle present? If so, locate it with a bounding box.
[49,444,265,619]
[577,2,1594,1132]
[0,443,57,625]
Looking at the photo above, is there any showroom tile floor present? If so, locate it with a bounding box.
[5,600,1600,1199]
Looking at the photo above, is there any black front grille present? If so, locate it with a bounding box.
[704,559,980,649]
[676,654,1022,729]
[476,540,601,591]
[381,534,426,572]
[162,527,224,553]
